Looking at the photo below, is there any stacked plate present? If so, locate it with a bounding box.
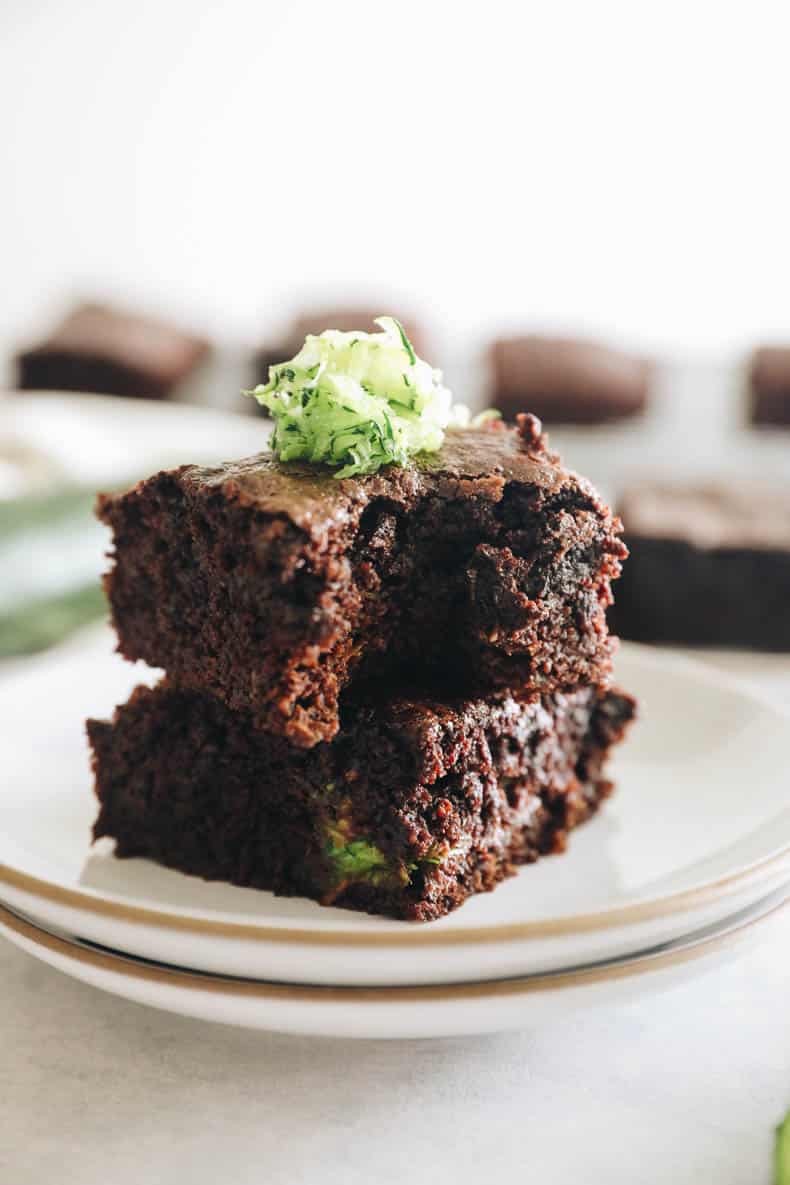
[2,626,789,1038]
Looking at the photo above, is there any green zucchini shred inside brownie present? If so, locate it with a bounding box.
[325,823,463,891]
[325,834,406,888]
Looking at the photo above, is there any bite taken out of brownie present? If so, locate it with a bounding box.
[97,417,627,748]
[89,680,635,922]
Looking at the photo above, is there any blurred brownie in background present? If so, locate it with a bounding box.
[255,308,425,387]
[490,336,650,424]
[16,303,210,399]
[611,481,790,650]
[749,346,790,426]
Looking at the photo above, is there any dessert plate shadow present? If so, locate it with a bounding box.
[1,628,789,985]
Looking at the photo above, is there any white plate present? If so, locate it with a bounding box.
[1,890,786,1039]
[2,390,260,492]
[2,628,790,985]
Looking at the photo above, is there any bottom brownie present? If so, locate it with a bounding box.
[88,682,635,922]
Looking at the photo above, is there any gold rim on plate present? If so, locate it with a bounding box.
[1,845,789,949]
[1,894,787,1003]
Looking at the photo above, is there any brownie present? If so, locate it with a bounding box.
[748,346,790,427]
[490,335,650,424]
[16,302,210,399]
[611,481,790,649]
[89,680,635,922]
[255,308,425,388]
[97,417,626,747]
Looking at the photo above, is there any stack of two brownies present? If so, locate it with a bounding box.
[89,417,635,921]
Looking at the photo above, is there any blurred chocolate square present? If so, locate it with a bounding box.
[16,303,210,399]
[490,335,650,425]
[612,480,790,650]
[749,346,790,426]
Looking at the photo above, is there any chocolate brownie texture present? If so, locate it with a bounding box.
[255,309,425,390]
[89,681,635,922]
[611,481,790,649]
[749,346,790,427]
[490,336,650,425]
[97,417,627,747]
[17,302,209,400]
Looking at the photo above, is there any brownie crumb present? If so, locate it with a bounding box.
[516,411,557,460]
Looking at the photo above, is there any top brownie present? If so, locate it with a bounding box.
[98,417,626,747]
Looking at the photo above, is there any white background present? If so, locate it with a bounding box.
[2,0,790,374]
[3,10,790,1177]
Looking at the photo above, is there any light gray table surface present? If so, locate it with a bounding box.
[1,904,789,1185]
